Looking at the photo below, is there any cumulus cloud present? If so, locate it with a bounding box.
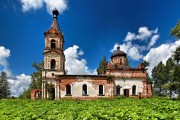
[20,0,43,12]
[19,0,68,14]
[148,35,159,49]
[129,46,143,61]
[0,46,11,76]
[8,74,31,97]
[111,42,143,61]
[144,40,180,75]
[136,27,154,40]
[64,45,97,75]
[124,27,158,41]
[124,32,136,42]
[0,46,31,97]
[111,27,159,61]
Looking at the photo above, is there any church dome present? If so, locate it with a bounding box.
[111,46,126,59]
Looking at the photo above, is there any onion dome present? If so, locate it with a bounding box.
[111,46,127,59]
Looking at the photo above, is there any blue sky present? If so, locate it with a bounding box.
[0,0,180,96]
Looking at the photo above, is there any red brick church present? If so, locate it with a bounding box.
[32,9,152,100]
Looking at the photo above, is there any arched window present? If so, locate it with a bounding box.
[132,85,136,95]
[66,84,71,95]
[51,39,56,49]
[82,84,87,95]
[116,85,121,95]
[120,59,122,65]
[99,85,103,95]
[51,59,56,70]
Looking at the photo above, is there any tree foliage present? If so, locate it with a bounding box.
[170,20,180,38]
[19,62,43,99]
[152,62,166,96]
[0,71,10,99]
[97,56,108,75]
[141,60,150,70]
[141,60,152,83]
[152,48,180,98]
[30,62,44,89]
[173,46,180,65]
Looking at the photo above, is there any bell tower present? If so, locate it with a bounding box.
[42,8,65,78]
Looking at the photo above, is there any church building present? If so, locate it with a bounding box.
[41,9,152,100]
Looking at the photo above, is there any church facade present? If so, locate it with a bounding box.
[41,9,152,100]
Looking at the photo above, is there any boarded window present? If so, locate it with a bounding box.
[99,85,103,95]
[132,85,136,95]
[82,84,87,95]
[51,59,56,70]
[51,39,56,49]
[116,85,121,95]
[66,84,71,95]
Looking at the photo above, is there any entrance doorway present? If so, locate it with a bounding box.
[116,85,121,95]
[124,89,129,97]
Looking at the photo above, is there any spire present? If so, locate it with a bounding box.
[50,8,60,32]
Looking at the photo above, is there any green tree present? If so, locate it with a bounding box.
[170,20,180,38]
[0,71,10,99]
[163,58,176,98]
[97,56,108,75]
[173,46,180,65]
[141,60,152,83]
[19,89,31,99]
[173,66,180,98]
[141,60,150,70]
[30,62,44,89]
[19,62,43,99]
[152,62,166,96]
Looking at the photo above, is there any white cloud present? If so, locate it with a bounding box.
[64,45,97,75]
[0,46,31,97]
[129,46,143,61]
[8,74,31,97]
[144,40,180,76]
[148,35,160,49]
[0,46,11,76]
[19,0,68,14]
[44,0,67,14]
[112,27,159,61]
[136,27,153,40]
[124,27,158,42]
[124,32,136,41]
[111,42,143,61]
[20,0,43,12]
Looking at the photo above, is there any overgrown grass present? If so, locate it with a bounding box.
[0,97,180,119]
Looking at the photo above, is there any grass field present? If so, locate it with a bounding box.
[0,97,180,120]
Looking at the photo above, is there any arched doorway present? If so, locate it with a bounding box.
[99,85,103,95]
[47,83,55,100]
[124,89,129,97]
[66,84,71,95]
[82,84,87,95]
[123,85,130,97]
[116,85,121,95]
[132,85,136,95]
